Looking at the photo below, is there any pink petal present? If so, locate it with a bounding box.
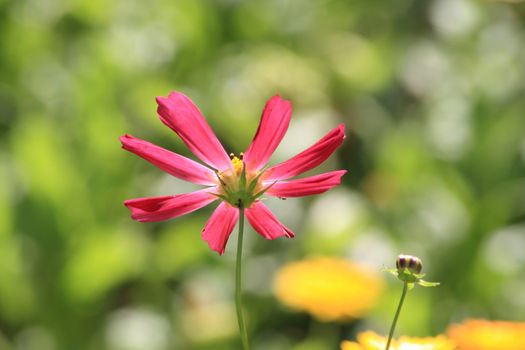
[243,96,292,171]
[264,124,345,181]
[124,189,217,222]
[265,170,347,198]
[245,201,295,240]
[120,134,216,186]
[201,202,239,255]
[156,91,232,170]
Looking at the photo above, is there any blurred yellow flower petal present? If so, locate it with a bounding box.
[341,331,455,350]
[447,319,525,350]
[273,257,384,322]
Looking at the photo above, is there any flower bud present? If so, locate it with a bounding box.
[396,255,422,274]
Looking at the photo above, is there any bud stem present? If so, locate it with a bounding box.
[235,206,250,350]
[385,281,408,350]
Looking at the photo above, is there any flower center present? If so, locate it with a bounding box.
[215,153,269,208]
[230,153,244,176]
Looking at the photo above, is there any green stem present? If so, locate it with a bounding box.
[385,281,408,350]
[235,206,250,350]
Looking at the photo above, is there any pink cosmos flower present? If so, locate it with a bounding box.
[121,91,346,254]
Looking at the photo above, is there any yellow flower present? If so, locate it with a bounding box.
[341,331,455,350]
[273,257,383,322]
[447,319,525,350]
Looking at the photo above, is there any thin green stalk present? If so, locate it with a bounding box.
[385,281,408,350]
[235,206,250,350]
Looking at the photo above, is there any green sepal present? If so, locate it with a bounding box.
[247,171,265,193]
[214,172,227,186]
[417,280,440,288]
[210,193,229,202]
[221,186,235,200]
[239,163,247,189]
[253,181,277,201]
[383,267,440,289]
[382,268,399,277]
[397,269,420,284]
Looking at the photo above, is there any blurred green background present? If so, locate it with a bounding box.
[1,0,525,349]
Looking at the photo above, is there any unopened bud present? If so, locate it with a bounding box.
[396,254,422,274]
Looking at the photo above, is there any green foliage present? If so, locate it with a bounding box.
[0,0,524,349]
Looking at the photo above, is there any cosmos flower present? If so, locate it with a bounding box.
[273,257,383,322]
[121,91,346,254]
[340,331,455,350]
[447,319,525,350]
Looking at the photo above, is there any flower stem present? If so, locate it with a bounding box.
[385,281,408,350]
[235,206,250,350]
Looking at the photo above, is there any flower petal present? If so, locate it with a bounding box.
[245,201,295,239]
[120,134,216,186]
[243,95,292,171]
[264,124,345,181]
[265,170,346,198]
[156,91,232,170]
[201,202,239,255]
[124,189,217,222]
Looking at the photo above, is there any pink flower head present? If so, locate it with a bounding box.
[121,91,346,254]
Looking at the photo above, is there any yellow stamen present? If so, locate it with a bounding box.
[231,155,244,176]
